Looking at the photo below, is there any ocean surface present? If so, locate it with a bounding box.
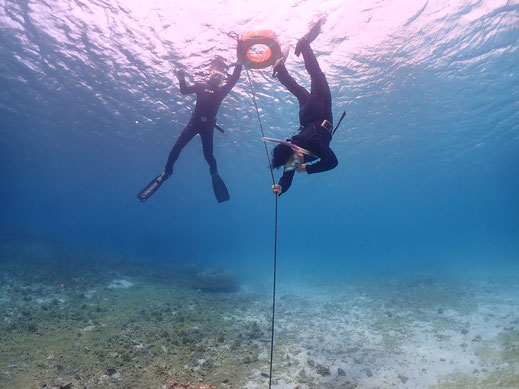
[1,0,518,388]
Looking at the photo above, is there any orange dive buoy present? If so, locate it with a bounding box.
[237,30,282,70]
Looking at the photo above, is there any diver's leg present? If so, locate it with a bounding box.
[300,41,333,123]
[274,64,309,107]
[200,127,230,202]
[200,127,217,175]
[164,122,197,176]
[300,40,322,76]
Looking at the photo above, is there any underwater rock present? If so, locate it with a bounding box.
[315,363,330,376]
[353,356,363,364]
[398,374,409,384]
[191,268,239,293]
[243,353,258,364]
[163,380,218,389]
[26,321,38,333]
[245,321,263,340]
[295,369,308,383]
[105,368,118,376]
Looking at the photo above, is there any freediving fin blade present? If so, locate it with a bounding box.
[137,173,167,202]
[295,16,325,56]
[211,174,230,203]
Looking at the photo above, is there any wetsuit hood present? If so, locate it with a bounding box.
[272,143,293,169]
[208,71,224,88]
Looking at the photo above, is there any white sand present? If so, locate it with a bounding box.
[108,279,134,289]
[241,276,519,388]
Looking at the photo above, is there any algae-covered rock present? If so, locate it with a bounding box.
[163,379,218,389]
[245,321,263,340]
[315,363,331,376]
[191,268,239,293]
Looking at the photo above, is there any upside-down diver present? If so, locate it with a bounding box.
[270,18,339,196]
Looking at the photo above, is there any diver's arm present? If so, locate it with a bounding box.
[220,64,242,95]
[176,69,198,94]
[178,78,199,94]
[305,146,338,174]
[278,169,295,195]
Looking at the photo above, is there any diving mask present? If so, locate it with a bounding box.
[284,153,303,172]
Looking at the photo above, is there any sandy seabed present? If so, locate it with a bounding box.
[1,239,518,389]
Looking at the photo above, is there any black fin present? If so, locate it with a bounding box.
[137,173,167,202]
[295,17,325,56]
[211,174,230,203]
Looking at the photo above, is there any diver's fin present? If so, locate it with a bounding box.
[211,173,230,203]
[137,172,168,202]
[295,16,325,56]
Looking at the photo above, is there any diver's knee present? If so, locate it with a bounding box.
[204,153,215,163]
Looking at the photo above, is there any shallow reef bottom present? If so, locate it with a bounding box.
[0,238,518,389]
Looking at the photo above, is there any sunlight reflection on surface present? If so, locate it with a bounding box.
[1,0,517,176]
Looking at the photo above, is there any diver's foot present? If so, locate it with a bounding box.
[295,16,325,57]
[160,170,171,182]
[272,46,289,78]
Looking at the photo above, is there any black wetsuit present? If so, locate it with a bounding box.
[165,64,242,176]
[274,41,337,194]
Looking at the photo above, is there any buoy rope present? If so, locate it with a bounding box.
[245,67,278,389]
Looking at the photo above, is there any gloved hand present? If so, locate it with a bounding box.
[174,68,185,79]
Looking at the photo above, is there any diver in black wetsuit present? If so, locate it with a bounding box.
[166,64,242,202]
[137,62,242,203]
[270,19,338,196]
[165,65,242,178]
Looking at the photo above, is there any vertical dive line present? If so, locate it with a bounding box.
[245,68,275,185]
[268,195,278,389]
[245,67,278,389]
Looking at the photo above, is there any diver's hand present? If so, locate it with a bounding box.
[296,164,307,173]
[272,184,282,195]
[175,68,185,79]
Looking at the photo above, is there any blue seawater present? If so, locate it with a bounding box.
[1,0,518,282]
